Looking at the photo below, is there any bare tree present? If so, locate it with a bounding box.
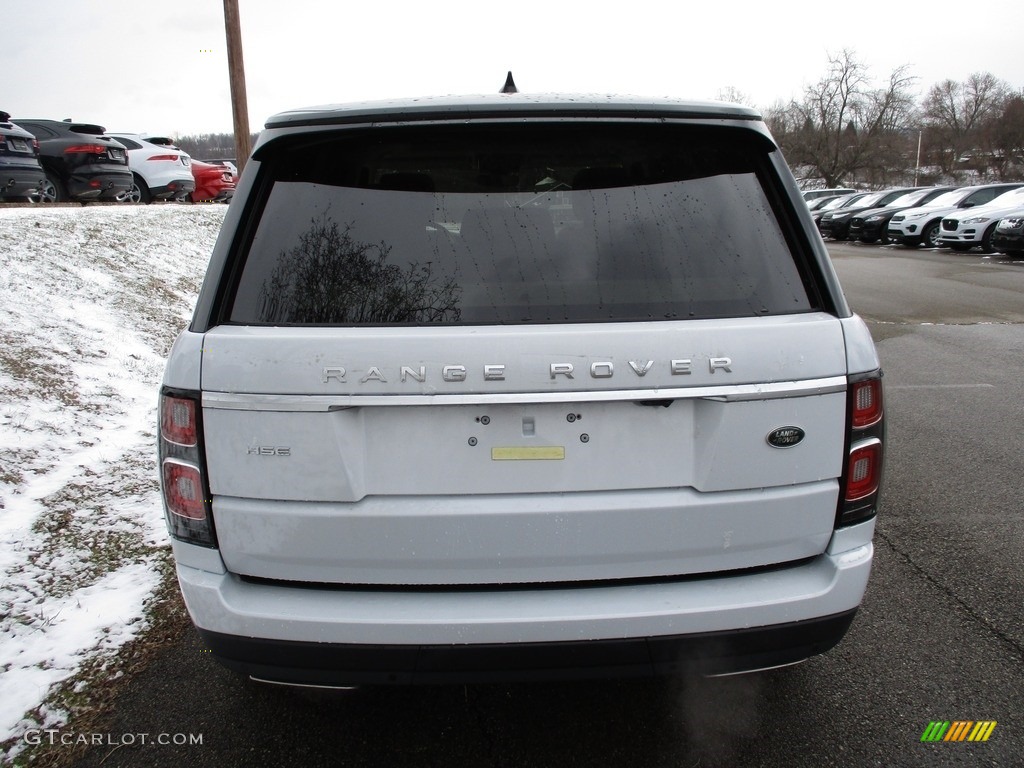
[716,86,752,107]
[174,132,258,160]
[921,72,1011,175]
[990,91,1024,177]
[257,215,461,325]
[773,50,917,187]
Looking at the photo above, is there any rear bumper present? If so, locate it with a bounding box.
[0,167,46,198]
[150,178,196,199]
[174,520,875,684]
[67,171,132,200]
[192,187,234,203]
[199,609,858,685]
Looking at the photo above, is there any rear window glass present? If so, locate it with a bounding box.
[227,124,815,325]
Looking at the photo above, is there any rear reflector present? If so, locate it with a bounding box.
[837,371,885,527]
[846,440,882,501]
[162,460,207,520]
[64,144,107,155]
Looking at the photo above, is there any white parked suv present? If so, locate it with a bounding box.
[159,90,885,685]
[887,183,1024,247]
[108,133,195,203]
[937,186,1024,252]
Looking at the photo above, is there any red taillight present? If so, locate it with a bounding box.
[146,154,181,162]
[851,379,883,427]
[838,372,885,527]
[162,460,207,520]
[161,395,197,446]
[159,389,216,547]
[64,144,107,155]
[846,440,882,501]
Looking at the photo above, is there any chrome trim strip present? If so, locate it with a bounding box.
[849,436,882,455]
[202,377,847,411]
[249,676,358,691]
[704,658,807,678]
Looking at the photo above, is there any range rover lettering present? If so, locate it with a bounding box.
[160,82,885,686]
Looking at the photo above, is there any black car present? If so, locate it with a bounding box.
[817,187,918,241]
[848,187,957,244]
[14,119,132,203]
[0,111,46,201]
[990,211,1024,257]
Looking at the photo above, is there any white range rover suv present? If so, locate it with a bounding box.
[159,91,885,686]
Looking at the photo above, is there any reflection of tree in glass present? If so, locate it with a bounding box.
[258,215,461,324]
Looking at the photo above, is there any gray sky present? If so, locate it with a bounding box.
[5,0,1024,137]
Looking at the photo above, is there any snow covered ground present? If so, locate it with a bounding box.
[0,204,225,757]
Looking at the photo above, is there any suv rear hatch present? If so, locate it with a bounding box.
[190,118,851,586]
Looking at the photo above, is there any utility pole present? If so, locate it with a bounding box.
[222,0,251,173]
[914,130,922,187]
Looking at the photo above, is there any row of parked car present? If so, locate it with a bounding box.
[804,183,1024,257]
[0,112,236,204]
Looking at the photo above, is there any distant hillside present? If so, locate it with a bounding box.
[175,132,258,160]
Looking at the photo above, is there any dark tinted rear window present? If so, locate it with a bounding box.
[227,124,815,325]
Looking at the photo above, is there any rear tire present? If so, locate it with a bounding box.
[30,172,64,203]
[119,175,151,204]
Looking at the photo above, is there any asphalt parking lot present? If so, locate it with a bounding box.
[58,241,1024,768]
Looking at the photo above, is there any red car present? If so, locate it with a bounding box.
[189,159,235,203]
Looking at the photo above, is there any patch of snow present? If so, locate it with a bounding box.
[0,204,225,753]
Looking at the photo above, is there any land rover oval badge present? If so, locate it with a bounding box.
[767,426,805,448]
